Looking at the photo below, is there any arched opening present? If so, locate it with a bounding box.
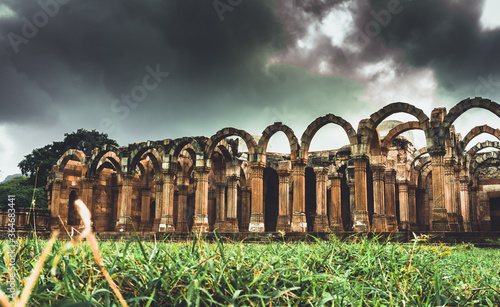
[67,190,79,226]
[305,167,316,232]
[263,168,279,232]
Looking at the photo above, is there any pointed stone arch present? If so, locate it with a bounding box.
[360,102,430,148]
[205,127,258,167]
[87,145,123,178]
[299,114,357,160]
[56,149,87,174]
[461,125,500,150]
[381,121,423,153]
[468,141,500,156]
[128,142,165,175]
[443,97,500,131]
[258,122,299,162]
[470,151,500,174]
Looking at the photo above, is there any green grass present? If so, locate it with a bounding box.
[1,234,500,306]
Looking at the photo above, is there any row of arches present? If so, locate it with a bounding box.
[47,97,500,233]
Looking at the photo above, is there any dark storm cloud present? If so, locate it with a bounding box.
[356,0,500,96]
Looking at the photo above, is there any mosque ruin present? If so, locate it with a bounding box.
[46,97,500,233]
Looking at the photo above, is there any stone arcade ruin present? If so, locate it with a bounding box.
[46,97,500,233]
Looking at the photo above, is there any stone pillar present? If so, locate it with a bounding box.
[291,161,307,232]
[371,165,387,232]
[454,166,462,231]
[353,155,369,232]
[241,187,251,231]
[329,171,343,232]
[50,178,62,231]
[276,161,291,232]
[159,169,176,232]
[116,174,133,231]
[429,148,448,231]
[81,178,94,215]
[348,181,355,229]
[444,158,458,231]
[152,179,163,231]
[398,180,410,230]
[140,188,151,223]
[249,162,265,232]
[385,169,397,231]
[408,184,417,230]
[176,185,189,232]
[313,167,329,232]
[193,167,210,232]
[470,186,478,231]
[214,182,226,231]
[460,176,471,232]
[225,175,239,232]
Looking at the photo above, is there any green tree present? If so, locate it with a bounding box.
[0,176,48,209]
[18,129,119,188]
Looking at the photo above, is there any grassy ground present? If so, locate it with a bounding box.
[1,233,500,306]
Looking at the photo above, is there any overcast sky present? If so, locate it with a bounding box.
[1,0,500,180]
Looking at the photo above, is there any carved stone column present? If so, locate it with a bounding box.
[241,187,251,231]
[454,166,463,231]
[429,147,448,231]
[291,161,307,232]
[159,168,176,232]
[50,178,62,231]
[384,169,397,231]
[329,171,343,232]
[152,179,163,231]
[313,167,329,232]
[140,188,151,228]
[225,175,239,232]
[193,167,210,232]
[398,180,409,230]
[214,181,226,231]
[249,162,265,232]
[353,155,369,232]
[176,185,189,232]
[371,164,387,232]
[116,174,133,231]
[444,158,458,231]
[460,176,471,232]
[470,186,479,231]
[348,181,355,229]
[276,161,291,232]
[81,178,94,215]
[408,184,417,230]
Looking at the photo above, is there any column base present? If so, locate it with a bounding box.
[50,217,61,232]
[276,215,290,232]
[458,215,464,232]
[116,216,132,232]
[192,214,209,233]
[290,212,307,232]
[329,217,343,232]
[213,220,226,232]
[447,213,459,232]
[353,210,370,232]
[463,221,471,232]
[399,221,410,231]
[159,215,175,232]
[249,213,265,232]
[386,216,397,232]
[371,214,387,232]
[176,221,189,232]
[223,218,239,233]
[313,215,330,232]
[431,208,449,231]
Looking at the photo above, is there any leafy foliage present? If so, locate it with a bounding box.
[0,176,48,208]
[18,129,118,188]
